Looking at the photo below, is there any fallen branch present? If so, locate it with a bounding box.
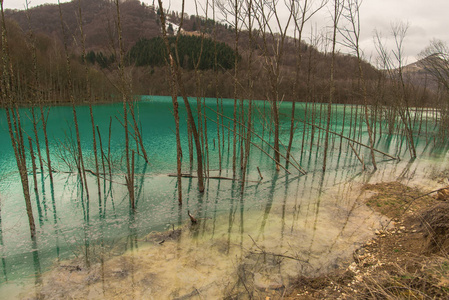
[167,173,259,183]
[348,142,366,170]
[248,235,309,264]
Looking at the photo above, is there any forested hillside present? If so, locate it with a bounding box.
[2,0,434,106]
[127,36,238,70]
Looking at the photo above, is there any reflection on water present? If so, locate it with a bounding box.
[20,173,388,299]
[0,97,448,298]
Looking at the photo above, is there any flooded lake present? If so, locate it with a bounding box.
[0,96,448,298]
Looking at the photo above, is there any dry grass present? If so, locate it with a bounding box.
[285,181,449,299]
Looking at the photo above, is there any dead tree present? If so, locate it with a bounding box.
[1,1,36,238]
[375,24,417,158]
[168,54,183,204]
[77,0,102,205]
[114,0,135,208]
[286,0,327,168]
[241,0,254,191]
[322,0,344,172]
[339,0,377,169]
[253,0,293,171]
[157,0,205,193]
[25,1,53,184]
[58,0,90,202]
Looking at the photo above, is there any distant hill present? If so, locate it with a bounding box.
[402,59,439,92]
[5,0,160,53]
[4,0,391,103]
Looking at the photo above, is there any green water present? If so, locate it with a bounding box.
[0,96,448,298]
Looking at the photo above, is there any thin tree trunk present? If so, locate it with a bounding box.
[114,0,135,208]
[323,0,342,172]
[232,0,239,178]
[168,55,183,204]
[1,2,36,238]
[158,0,204,192]
[58,0,90,201]
[77,0,102,204]
[29,137,39,193]
[241,0,253,192]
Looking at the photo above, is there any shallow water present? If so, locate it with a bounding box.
[0,97,448,298]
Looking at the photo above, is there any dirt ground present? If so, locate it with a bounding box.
[280,181,449,299]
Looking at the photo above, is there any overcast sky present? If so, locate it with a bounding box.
[4,0,449,65]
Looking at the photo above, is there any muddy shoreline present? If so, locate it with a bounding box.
[286,181,449,299]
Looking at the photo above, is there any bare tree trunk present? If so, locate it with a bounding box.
[168,55,183,204]
[203,98,210,178]
[29,137,39,193]
[157,0,204,192]
[286,0,325,168]
[25,2,47,176]
[96,126,106,182]
[188,120,194,167]
[253,0,293,171]
[375,25,416,158]
[58,0,90,202]
[114,0,135,208]
[77,0,103,204]
[30,106,43,171]
[1,1,36,238]
[232,0,239,178]
[212,1,222,172]
[128,103,149,163]
[341,0,377,169]
[241,0,254,191]
[323,0,342,172]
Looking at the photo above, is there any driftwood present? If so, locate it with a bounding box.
[167,173,259,183]
[348,142,366,170]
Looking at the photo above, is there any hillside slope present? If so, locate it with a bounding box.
[4,0,392,103]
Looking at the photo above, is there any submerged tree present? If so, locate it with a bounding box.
[322,0,344,172]
[1,0,36,238]
[115,0,136,208]
[253,0,293,172]
[58,0,90,207]
[375,23,417,158]
[339,0,377,169]
[286,0,327,168]
[158,0,205,193]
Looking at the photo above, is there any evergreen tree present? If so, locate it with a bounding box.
[127,35,238,70]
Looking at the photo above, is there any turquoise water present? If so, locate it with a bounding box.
[0,96,448,298]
